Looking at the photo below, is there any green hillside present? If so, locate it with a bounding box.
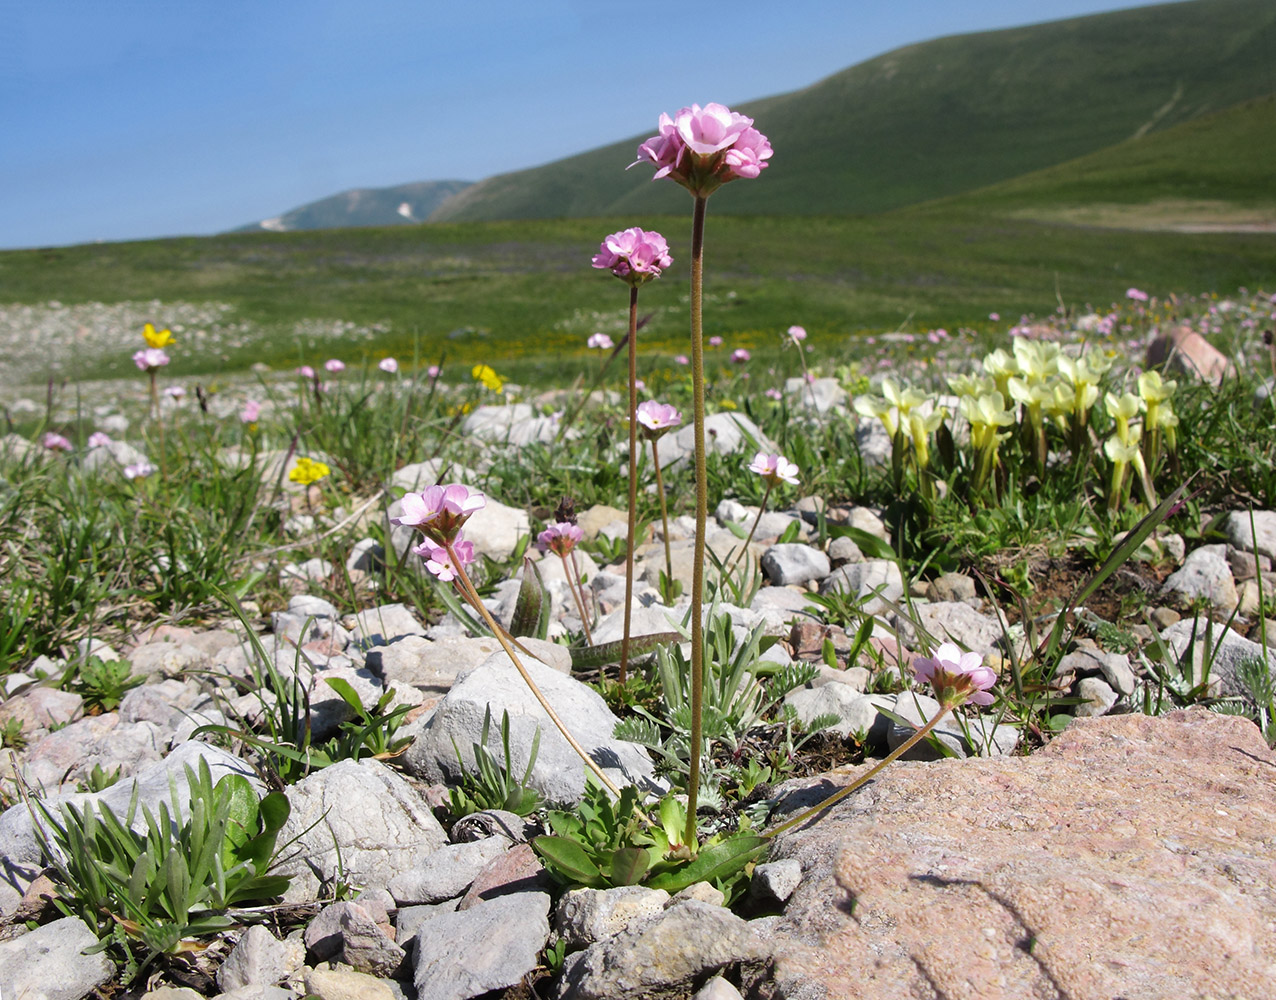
[235,179,472,233]
[430,0,1276,222]
[951,94,1276,229]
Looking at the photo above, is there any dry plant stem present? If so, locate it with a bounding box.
[764,702,952,839]
[651,439,674,583]
[620,285,640,683]
[724,481,773,579]
[446,540,623,798]
[685,194,709,849]
[561,552,594,646]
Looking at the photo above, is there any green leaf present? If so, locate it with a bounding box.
[645,835,768,893]
[569,632,681,670]
[608,846,652,886]
[827,524,896,560]
[218,775,260,867]
[531,835,605,887]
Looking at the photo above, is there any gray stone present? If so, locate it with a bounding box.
[402,649,655,804]
[783,376,847,414]
[413,891,551,1000]
[848,506,890,541]
[1058,644,1137,697]
[346,538,385,574]
[276,759,448,902]
[893,602,1002,656]
[760,544,830,587]
[0,686,83,732]
[303,967,397,1000]
[826,535,863,566]
[364,634,503,692]
[127,640,212,680]
[18,712,166,790]
[553,885,671,949]
[211,984,295,1000]
[749,586,816,625]
[820,560,903,615]
[387,836,512,905]
[555,899,765,1000]
[0,915,115,1000]
[463,403,561,446]
[305,901,405,978]
[219,925,294,992]
[350,603,427,645]
[656,412,775,470]
[930,572,977,603]
[1160,545,1238,610]
[1074,676,1119,717]
[785,683,885,740]
[693,977,745,1000]
[448,809,534,844]
[288,594,341,620]
[750,859,803,908]
[1223,509,1276,561]
[390,459,479,493]
[855,418,892,465]
[1160,616,1276,698]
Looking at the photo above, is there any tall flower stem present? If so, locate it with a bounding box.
[446,540,622,797]
[685,194,709,850]
[148,370,167,480]
[764,702,952,839]
[620,285,641,683]
[724,481,773,579]
[651,438,675,590]
[561,552,595,646]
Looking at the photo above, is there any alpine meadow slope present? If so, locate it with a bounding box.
[428,0,1276,223]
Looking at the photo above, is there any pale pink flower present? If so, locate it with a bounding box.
[674,354,689,365]
[133,348,170,371]
[787,325,807,343]
[989,312,1000,321]
[591,227,672,286]
[708,336,723,347]
[537,522,584,557]
[124,461,156,480]
[241,400,261,423]
[87,431,112,448]
[1126,287,1149,302]
[636,400,682,439]
[765,387,783,401]
[748,451,799,486]
[163,385,186,400]
[379,357,399,374]
[43,431,73,452]
[633,103,771,197]
[297,365,316,379]
[731,348,751,364]
[324,359,346,374]
[427,364,441,378]
[415,537,475,582]
[912,642,997,708]
[392,483,486,543]
[587,332,614,350]
[804,372,816,384]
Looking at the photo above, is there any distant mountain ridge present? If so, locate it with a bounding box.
[234,180,472,233]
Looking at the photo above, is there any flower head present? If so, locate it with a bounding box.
[787,325,807,344]
[632,103,772,197]
[87,431,112,449]
[297,365,317,380]
[241,400,261,424]
[427,364,441,378]
[912,642,997,708]
[133,348,170,372]
[635,400,682,440]
[123,460,156,480]
[472,364,504,393]
[748,451,799,487]
[592,227,672,286]
[415,537,475,582]
[379,357,399,374]
[142,323,174,348]
[708,336,723,348]
[392,483,486,544]
[731,348,751,364]
[537,521,584,557]
[163,385,186,401]
[324,359,346,374]
[288,456,330,486]
[1126,287,1150,303]
[587,332,614,350]
[43,431,73,452]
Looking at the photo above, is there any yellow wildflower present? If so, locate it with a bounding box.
[289,457,330,486]
[143,322,174,348]
[472,364,504,394]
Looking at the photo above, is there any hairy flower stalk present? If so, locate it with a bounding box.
[637,401,683,602]
[538,522,593,646]
[636,102,771,849]
[591,228,671,681]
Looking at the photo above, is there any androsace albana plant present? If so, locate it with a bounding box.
[27,758,290,978]
[448,705,543,819]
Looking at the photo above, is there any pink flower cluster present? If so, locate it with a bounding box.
[413,539,475,582]
[633,103,772,198]
[241,400,262,424]
[748,451,799,486]
[133,348,170,371]
[587,332,614,350]
[379,357,399,374]
[43,431,73,452]
[912,642,997,708]
[392,483,485,546]
[537,521,583,557]
[635,400,682,439]
[592,227,672,286]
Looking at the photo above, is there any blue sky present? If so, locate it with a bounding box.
[2,0,1164,250]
